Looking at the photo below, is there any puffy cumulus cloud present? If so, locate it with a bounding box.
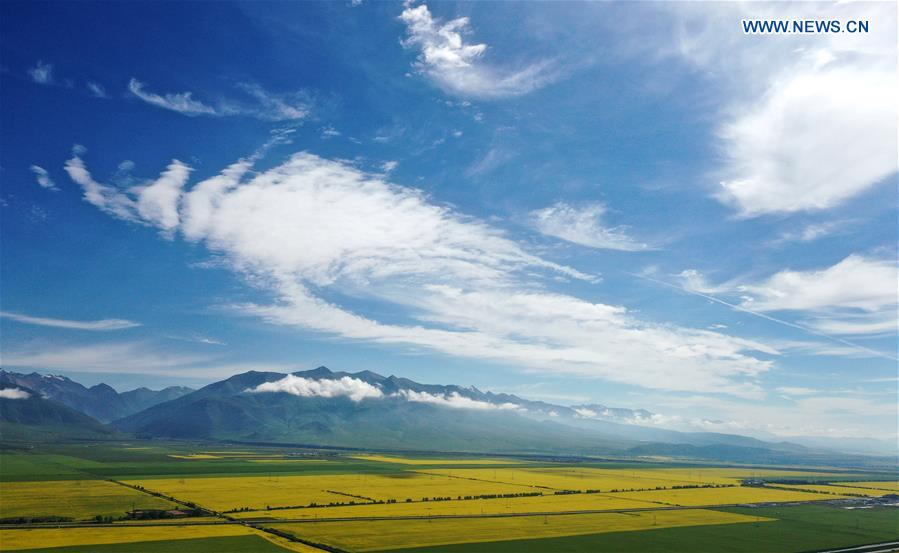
[0,311,140,331]
[573,407,597,418]
[718,65,896,216]
[663,2,897,215]
[0,388,30,400]
[249,374,383,402]
[532,202,650,251]
[30,165,58,190]
[69,149,779,398]
[128,79,310,121]
[400,3,556,98]
[396,389,521,411]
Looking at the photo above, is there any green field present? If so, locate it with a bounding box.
[390,505,899,553]
[13,536,290,553]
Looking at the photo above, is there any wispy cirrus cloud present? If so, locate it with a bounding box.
[128,78,310,121]
[677,255,897,340]
[0,311,140,331]
[86,81,108,98]
[30,165,58,191]
[66,147,778,399]
[28,60,54,85]
[128,79,218,116]
[531,202,650,252]
[400,3,557,98]
[0,340,292,380]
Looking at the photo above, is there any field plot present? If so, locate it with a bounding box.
[627,468,852,485]
[0,480,175,520]
[612,486,846,506]
[351,455,521,466]
[124,473,535,512]
[423,467,726,491]
[392,504,899,553]
[775,484,893,497]
[271,509,771,551]
[232,492,656,520]
[831,481,899,492]
[0,524,259,551]
[0,455,108,482]
[423,467,856,492]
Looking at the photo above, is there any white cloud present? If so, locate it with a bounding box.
[321,126,341,139]
[805,312,897,337]
[65,154,139,221]
[65,153,191,235]
[771,220,851,246]
[396,389,520,411]
[128,78,217,116]
[0,311,140,331]
[738,255,896,313]
[380,161,399,173]
[0,342,213,375]
[400,3,556,98]
[28,61,53,85]
[775,386,817,398]
[128,79,310,121]
[665,2,897,216]
[679,256,897,339]
[87,82,108,98]
[573,407,597,418]
[249,374,383,402]
[30,165,57,190]
[69,149,780,398]
[133,161,192,233]
[532,202,649,251]
[718,65,897,216]
[0,388,30,400]
[234,83,310,122]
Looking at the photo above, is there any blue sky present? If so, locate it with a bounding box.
[1,1,896,442]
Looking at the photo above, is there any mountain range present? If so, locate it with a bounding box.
[0,369,192,422]
[0,367,894,465]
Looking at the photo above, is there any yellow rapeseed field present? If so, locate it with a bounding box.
[350,455,519,465]
[423,467,722,491]
[422,467,853,491]
[124,473,535,511]
[613,486,846,506]
[231,491,656,520]
[271,509,772,551]
[168,454,221,460]
[247,459,330,464]
[0,524,256,551]
[775,484,891,497]
[833,481,899,492]
[0,480,175,520]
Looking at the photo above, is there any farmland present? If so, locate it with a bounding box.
[0,441,895,552]
[0,525,262,551]
[0,480,175,520]
[269,509,771,551]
